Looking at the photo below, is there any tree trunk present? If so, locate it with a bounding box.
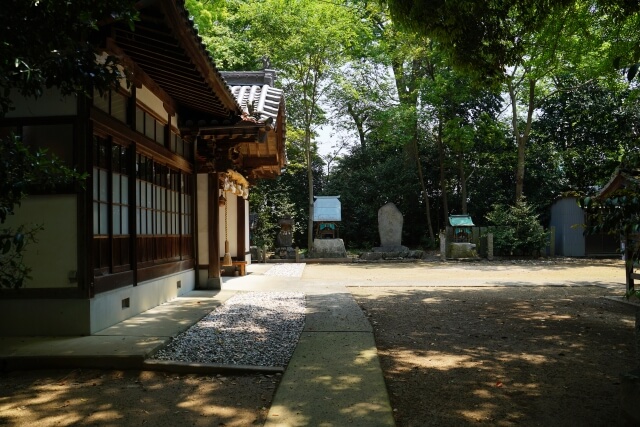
[347,103,367,149]
[459,150,467,214]
[509,77,536,201]
[306,126,314,251]
[413,134,435,243]
[437,117,448,221]
[391,57,435,244]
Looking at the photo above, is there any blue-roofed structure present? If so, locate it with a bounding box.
[449,215,474,242]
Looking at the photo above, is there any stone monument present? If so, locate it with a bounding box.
[377,202,406,250]
[275,217,296,259]
[359,202,424,261]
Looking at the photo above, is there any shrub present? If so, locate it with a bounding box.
[485,199,549,256]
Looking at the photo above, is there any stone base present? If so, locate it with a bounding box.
[310,239,347,258]
[449,242,478,259]
[271,246,297,259]
[359,248,425,261]
[371,245,409,253]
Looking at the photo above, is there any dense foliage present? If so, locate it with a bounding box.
[0,0,138,115]
[184,0,640,252]
[485,200,550,257]
[384,0,640,83]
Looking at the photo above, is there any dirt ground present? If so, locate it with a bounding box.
[352,285,635,426]
[0,259,637,427]
[0,369,279,426]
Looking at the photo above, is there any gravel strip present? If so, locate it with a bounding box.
[263,263,306,277]
[152,292,305,367]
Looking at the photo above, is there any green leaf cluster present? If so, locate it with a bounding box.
[0,0,138,116]
[485,199,549,256]
[0,224,42,289]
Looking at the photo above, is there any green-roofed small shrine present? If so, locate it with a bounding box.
[449,215,475,242]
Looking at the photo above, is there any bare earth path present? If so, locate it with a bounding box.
[1,259,635,426]
[338,259,636,427]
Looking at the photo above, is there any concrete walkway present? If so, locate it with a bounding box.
[0,263,395,426]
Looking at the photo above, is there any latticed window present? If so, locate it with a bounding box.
[92,136,131,274]
[92,130,193,283]
[136,153,193,266]
[93,89,129,124]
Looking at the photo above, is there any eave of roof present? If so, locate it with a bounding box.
[598,167,640,199]
[449,215,475,227]
[108,0,241,120]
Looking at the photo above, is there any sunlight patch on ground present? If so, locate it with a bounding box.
[263,263,306,277]
[178,400,239,417]
[387,349,474,371]
[341,401,389,417]
[311,374,363,391]
[495,352,549,365]
[355,347,378,365]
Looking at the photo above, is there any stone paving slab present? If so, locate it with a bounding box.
[95,290,237,337]
[304,292,372,332]
[264,331,394,427]
[0,335,163,358]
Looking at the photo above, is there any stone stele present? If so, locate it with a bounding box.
[378,202,403,248]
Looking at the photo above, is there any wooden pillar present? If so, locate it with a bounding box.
[77,94,93,298]
[626,233,635,294]
[206,173,221,289]
[237,195,246,262]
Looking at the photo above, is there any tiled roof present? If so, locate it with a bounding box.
[220,70,284,125]
[229,84,284,124]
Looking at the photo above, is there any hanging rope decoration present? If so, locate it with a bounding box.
[220,171,249,267]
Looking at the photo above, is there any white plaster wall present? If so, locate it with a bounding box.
[196,178,249,263]
[89,270,195,333]
[219,193,238,257]
[137,85,168,118]
[0,270,196,336]
[6,88,77,117]
[3,195,78,288]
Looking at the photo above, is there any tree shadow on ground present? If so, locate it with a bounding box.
[344,257,624,272]
[351,286,636,427]
[0,368,278,426]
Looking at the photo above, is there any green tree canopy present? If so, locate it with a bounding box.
[0,0,138,115]
[384,0,640,82]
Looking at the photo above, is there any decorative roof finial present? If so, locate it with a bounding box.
[261,55,271,70]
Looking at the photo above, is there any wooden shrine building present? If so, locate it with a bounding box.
[0,0,286,336]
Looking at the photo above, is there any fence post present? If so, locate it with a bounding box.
[487,233,494,261]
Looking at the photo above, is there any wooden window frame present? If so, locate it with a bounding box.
[92,135,133,276]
